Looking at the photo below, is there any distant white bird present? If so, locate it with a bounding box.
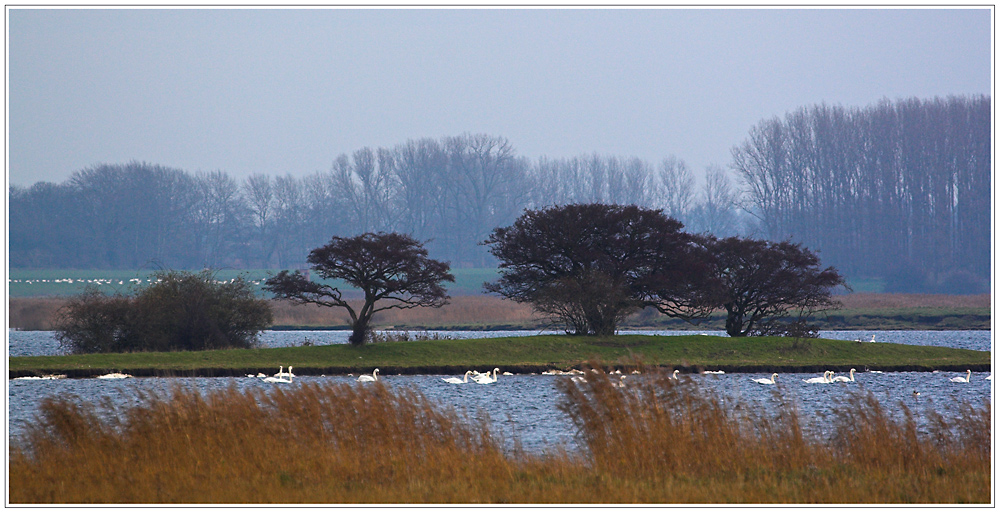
[870,334,876,343]
[443,371,473,384]
[702,370,725,374]
[276,366,294,378]
[97,372,131,379]
[949,370,972,383]
[473,368,500,384]
[357,369,380,382]
[831,368,856,383]
[804,371,833,384]
[752,373,778,385]
[670,369,680,380]
[263,372,292,384]
[985,374,992,381]
[613,375,627,388]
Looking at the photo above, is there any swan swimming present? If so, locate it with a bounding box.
[831,368,856,383]
[949,370,971,383]
[473,368,500,384]
[97,372,132,379]
[276,366,295,378]
[442,371,473,384]
[263,371,293,384]
[804,371,833,384]
[670,369,680,380]
[358,369,380,382]
[751,373,778,385]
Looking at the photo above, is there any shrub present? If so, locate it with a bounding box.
[55,270,272,353]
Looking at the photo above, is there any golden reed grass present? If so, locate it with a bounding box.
[10,367,990,504]
[8,293,988,330]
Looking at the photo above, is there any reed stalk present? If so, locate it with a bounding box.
[10,366,990,504]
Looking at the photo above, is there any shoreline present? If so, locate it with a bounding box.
[10,334,990,380]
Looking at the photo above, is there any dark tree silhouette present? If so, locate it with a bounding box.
[708,237,847,337]
[264,232,454,345]
[483,204,717,336]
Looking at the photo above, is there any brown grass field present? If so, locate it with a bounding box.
[9,365,990,504]
[8,293,990,331]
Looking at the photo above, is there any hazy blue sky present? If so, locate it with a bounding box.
[7,7,992,186]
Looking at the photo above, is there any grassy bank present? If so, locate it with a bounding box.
[10,370,989,503]
[9,334,990,379]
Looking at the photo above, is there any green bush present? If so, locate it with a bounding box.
[55,270,272,353]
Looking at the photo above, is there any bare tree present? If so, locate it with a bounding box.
[689,165,738,236]
[655,156,696,224]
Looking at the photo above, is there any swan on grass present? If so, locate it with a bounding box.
[804,370,833,383]
[751,373,778,385]
[443,371,473,384]
[358,369,380,382]
[949,370,972,383]
[830,368,856,383]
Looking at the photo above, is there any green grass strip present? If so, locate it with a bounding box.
[9,335,990,378]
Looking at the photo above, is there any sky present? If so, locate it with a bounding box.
[6,7,993,187]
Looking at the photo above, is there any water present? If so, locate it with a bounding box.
[7,330,992,453]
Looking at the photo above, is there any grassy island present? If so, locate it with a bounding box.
[8,334,990,379]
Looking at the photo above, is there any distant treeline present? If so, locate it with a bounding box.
[10,96,989,293]
[733,95,990,293]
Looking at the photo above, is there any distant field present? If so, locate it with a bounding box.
[7,268,498,298]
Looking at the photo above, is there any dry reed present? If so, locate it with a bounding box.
[10,368,990,504]
[10,293,987,331]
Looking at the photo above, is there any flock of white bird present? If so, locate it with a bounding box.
[749,367,988,386]
[15,366,988,384]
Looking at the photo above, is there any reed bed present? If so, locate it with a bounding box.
[10,293,987,331]
[267,295,541,328]
[10,368,990,504]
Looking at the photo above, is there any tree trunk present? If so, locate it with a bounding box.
[725,304,746,337]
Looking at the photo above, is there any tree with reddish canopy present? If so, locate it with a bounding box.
[708,237,848,337]
[483,204,717,336]
[264,232,454,345]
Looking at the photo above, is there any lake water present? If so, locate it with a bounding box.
[7,330,992,453]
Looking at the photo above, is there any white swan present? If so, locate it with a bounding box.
[986,374,992,381]
[358,368,379,382]
[613,375,627,388]
[670,369,680,380]
[443,371,473,384]
[949,370,971,383]
[263,372,292,384]
[274,366,284,378]
[804,371,833,383]
[831,368,856,383]
[276,366,294,378]
[472,368,499,384]
[97,372,131,379]
[702,370,725,374]
[751,373,778,385]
